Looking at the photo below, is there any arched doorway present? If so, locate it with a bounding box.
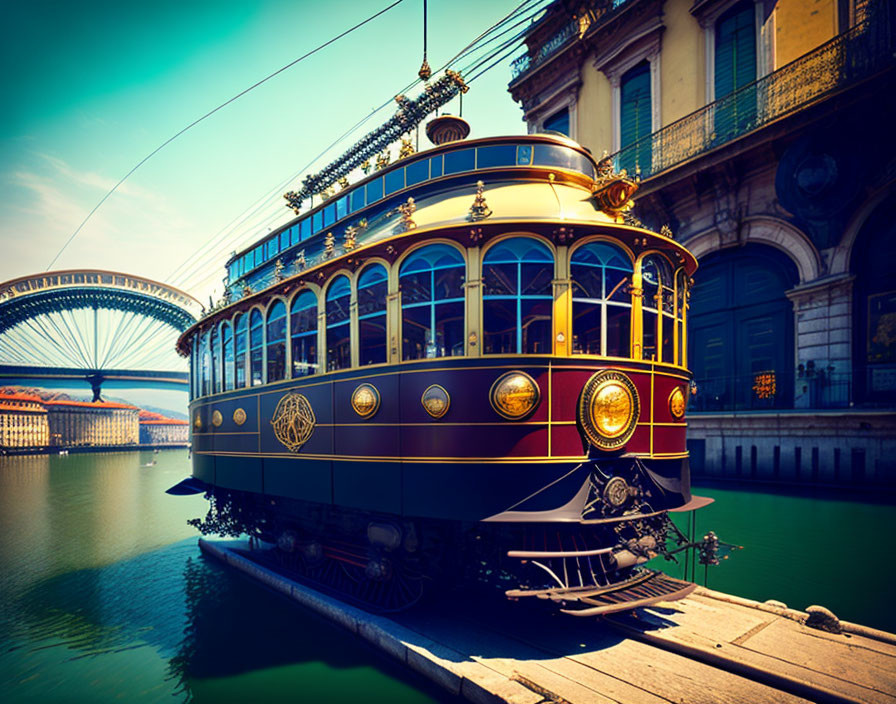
[689,244,799,411]
[852,197,896,405]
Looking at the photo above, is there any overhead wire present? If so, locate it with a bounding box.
[44,0,407,273]
[169,0,552,296]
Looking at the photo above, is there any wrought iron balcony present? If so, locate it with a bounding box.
[510,0,631,83]
[611,15,894,180]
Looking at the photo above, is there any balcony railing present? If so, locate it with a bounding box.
[510,0,630,82]
[612,14,894,180]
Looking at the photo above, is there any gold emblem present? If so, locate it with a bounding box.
[669,386,686,420]
[603,476,630,507]
[490,371,540,420]
[579,371,639,450]
[351,384,380,419]
[211,410,223,428]
[271,392,316,452]
[193,413,202,430]
[233,408,247,426]
[421,385,450,419]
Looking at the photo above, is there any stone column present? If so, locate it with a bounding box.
[786,274,853,408]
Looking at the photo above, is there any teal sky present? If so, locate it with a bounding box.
[1,0,535,300]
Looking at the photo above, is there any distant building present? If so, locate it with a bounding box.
[138,410,189,446]
[509,0,895,483]
[0,391,49,449]
[44,400,139,447]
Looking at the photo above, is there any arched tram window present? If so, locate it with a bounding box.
[249,309,264,386]
[482,237,553,355]
[641,254,677,363]
[222,321,234,391]
[234,313,247,389]
[358,264,388,366]
[400,244,465,360]
[266,300,287,383]
[326,276,352,371]
[290,290,318,377]
[200,332,210,396]
[210,326,220,394]
[571,242,633,357]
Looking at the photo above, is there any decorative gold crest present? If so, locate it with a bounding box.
[590,154,639,216]
[351,384,381,419]
[578,371,639,450]
[669,386,687,420]
[490,371,540,420]
[193,413,202,430]
[421,385,450,419]
[211,410,223,428]
[271,392,316,452]
[233,408,247,426]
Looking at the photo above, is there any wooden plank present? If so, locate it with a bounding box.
[608,606,896,704]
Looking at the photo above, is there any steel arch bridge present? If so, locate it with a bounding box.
[0,269,202,398]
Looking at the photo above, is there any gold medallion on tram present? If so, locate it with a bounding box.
[578,370,639,450]
[351,384,380,419]
[669,386,687,420]
[271,392,316,452]
[490,371,540,420]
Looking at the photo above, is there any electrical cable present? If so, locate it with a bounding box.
[45,0,406,272]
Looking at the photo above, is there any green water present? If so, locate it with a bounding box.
[658,482,896,633]
[0,452,453,704]
[1,454,894,703]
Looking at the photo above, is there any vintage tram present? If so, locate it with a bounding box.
[174,117,714,615]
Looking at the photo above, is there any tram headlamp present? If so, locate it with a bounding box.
[490,371,540,420]
[578,371,639,450]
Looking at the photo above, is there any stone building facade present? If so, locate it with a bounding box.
[138,411,189,446]
[0,391,49,449]
[44,400,139,447]
[509,0,895,484]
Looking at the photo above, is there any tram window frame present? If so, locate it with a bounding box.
[444,148,475,175]
[477,144,517,169]
[399,244,466,361]
[266,300,287,383]
[406,158,428,186]
[367,177,383,203]
[249,309,264,386]
[222,321,234,391]
[312,211,323,234]
[290,290,318,377]
[570,242,633,358]
[482,237,554,355]
[357,264,388,366]
[234,313,247,388]
[300,218,311,241]
[201,332,210,396]
[429,155,443,178]
[350,187,365,213]
[384,167,405,196]
[210,325,221,394]
[640,253,676,363]
[325,276,352,372]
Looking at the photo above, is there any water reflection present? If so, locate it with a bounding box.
[0,452,449,704]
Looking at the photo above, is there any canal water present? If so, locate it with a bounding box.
[1,451,894,702]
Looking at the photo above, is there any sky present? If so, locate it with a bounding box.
[0,0,537,303]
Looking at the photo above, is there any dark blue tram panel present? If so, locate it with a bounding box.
[176,128,714,615]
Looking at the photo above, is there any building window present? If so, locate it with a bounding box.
[249,309,264,386]
[266,301,287,383]
[222,321,234,391]
[715,1,757,134]
[234,313,247,389]
[571,242,633,357]
[357,264,388,365]
[619,61,652,174]
[290,291,318,377]
[400,244,465,360]
[688,244,798,411]
[326,276,352,371]
[543,108,570,136]
[210,326,220,394]
[482,238,553,355]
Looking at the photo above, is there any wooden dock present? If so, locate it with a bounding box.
[199,539,896,704]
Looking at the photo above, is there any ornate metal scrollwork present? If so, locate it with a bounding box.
[271,392,316,452]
